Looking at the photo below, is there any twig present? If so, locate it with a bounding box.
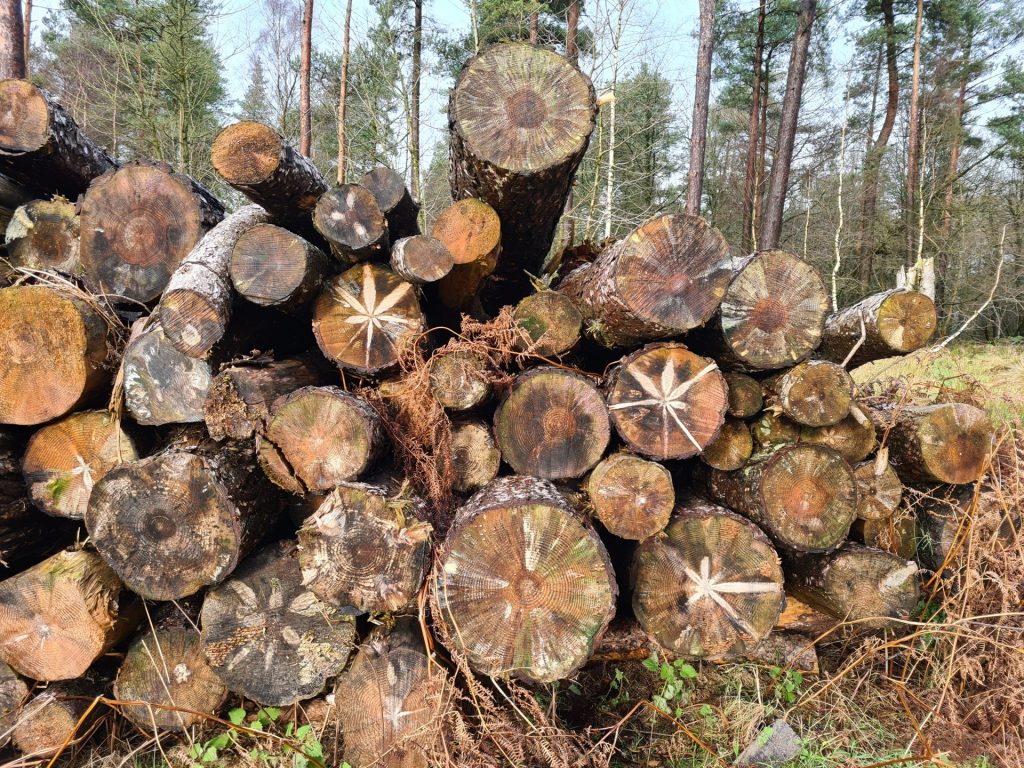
[841,314,867,368]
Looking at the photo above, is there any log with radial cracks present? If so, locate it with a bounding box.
[201,540,357,706]
[819,289,937,368]
[799,405,876,464]
[211,121,328,229]
[586,452,673,540]
[0,79,116,197]
[298,482,432,613]
[86,440,279,600]
[606,343,728,461]
[431,198,501,310]
[231,223,330,310]
[22,410,137,519]
[450,419,500,494]
[159,205,270,358]
[764,360,854,427]
[430,475,616,683]
[313,263,425,376]
[701,417,753,471]
[449,42,595,304]
[122,319,212,425]
[390,235,453,285]
[314,183,389,262]
[0,661,27,748]
[560,214,735,348]
[79,163,224,303]
[428,350,492,412]
[513,289,582,356]
[360,166,420,240]
[12,681,97,757]
[785,543,919,629]
[632,499,784,659]
[4,196,79,275]
[494,366,609,479]
[0,285,110,426]
[854,456,902,521]
[886,403,992,485]
[701,444,858,552]
[724,372,763,418]
[688,249,829,371]
[257,385,384,494]
[0,549,140,680]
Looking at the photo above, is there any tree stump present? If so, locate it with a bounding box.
[122,319,213,425]
[700,417,754,471]
[632,499,785,658]
[313,183,389,262]
[586,452,673,540]
[389,235,454,285]
[431,476,617,683]
[606,343,728,461]
[360,166,420,240]
[886,403,993,485]
[231,223,330,310]
[513,289,582,356]
[22,410,137,519]
[12,681,96,758]
[450,419,501,494]
[723,372,763,418]
[819,289,937,367]
[431,198,501,310]
[799,405,876,464]
[201,540,357,706]
[494,366,609,479]
[428,350,492,412]
[853,454,903,521]
[765,360,854,427]
[4,196,79,275]
[560,214,735,348]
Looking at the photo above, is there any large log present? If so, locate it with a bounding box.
[0,285,110,425]
[450,419,501,494]
[513,289,582,356]
[313,183,389,262]
[231,223,330,310]
[158,204,270,358]
[764,360,854,427]
[819,289,937,367]
[494,366,609,479]
[449,42,595,304]
[701,444,858,552]
[80,163,224,303]
[86,438,279,600]
[606,343,728,461]
[688,249,829,371]
[632,499,785,659]
[431,197,501,310]
[431,476,617,683]
[560,214,735,348]
[360,166,420,240]
[4,196,80,275]
[0,80,116,197]
[297,482,432,613]
[201,539,357,706]
[886,403,992,484]
[0,549,139,680]
[585,452,673,540]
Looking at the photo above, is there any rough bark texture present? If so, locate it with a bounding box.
[701,417,754,471]
[586,452,673,540]
[430,475,617,683]
[559,214,736,348]
[360,166,420,240]
[513,289,582,356]
[313,183,389,262]
[428,350,492,412]
[765,360,854,427]
[201,539,357,706]
[450,419,500,494]
[724,372,763,418]
[122,319,212,426]
[686,0,715,216]
[818,289,937,367]
[231,223,330,310]
[449,42,596,305]
[0,80,115,197]
[632,499,785,659]
[886,403,992,485]
[431,197,501,311]
[389,234,453,285]
[4,196,79,274]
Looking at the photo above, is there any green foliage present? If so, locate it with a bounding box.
[186,702,329,768]
[46,476,70,503]
[642,652,698,717]
[768,665,804,705]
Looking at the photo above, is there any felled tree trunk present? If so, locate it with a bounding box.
[12,681,98,758]
[360,166,420,240]
[785,543,919,629]
[854,454,903,521]
[632,498,785,659]
[513,289,582,356]
[159,205,270,358]
[724,372,763,418]
[80,163,224,303]
[450,419,500,494]
[912,484,1020,572]
[701,444,858,552]
[297,482,432,613]
[799,404,876,463]
[86,437,280,600]
[313,183,389,261]
[430,475,617,683]
[0,549,140,680]
[428,350,492,412]
[819,289,937,367]
[431,197,501,311]
[4,196,79,274]
[201,539,357,706]
[606,343,728,461]
[764,360,854,427]
[0,285,110,425]
[688,249,829,372]
[560,214,735,348]
[494,366,609,479]
[231,223,330,310]
[389,235,454,285]
[449,42,596,305]
[585,452,673,540]
[886,403,992,484]
[701,417,754,471]
[0,80,116,196]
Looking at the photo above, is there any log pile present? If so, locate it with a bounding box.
[0,42,997,766]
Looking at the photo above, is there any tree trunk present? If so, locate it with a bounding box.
[450,419,500,494]
[759,0,817,250]
[632,498,784,659]
[159,205,270,358]
[785,543,918,629]
[885,403,992,485]
[0,81,115,197]
[428,350,492,412]
[559,213,735,348]
[80,163,224,303]
[724,372,763,418]
[4,196,80,275]
[686,0,715,217]
[337,0,353,183]
[86,438,280,600]
[853,455,902,521]
[0,549,140,680]
[299,0,313,157]
[211,121,327,230]
[19,0,28,75]
[202,539,357,706]
[494,366,609,479]
[586,452,673,540]
[905,0,924,266]
[701,443,858,552]
[410,0,422,200]
[431,197,501,310]
[741,0,766,253]
[512,289,582,356]
[818,289,937,367]
[607,343,729,461]
[701,417,753,471]
[430,475,617,683]
[297,482,431,613]
[313,263,425,376]
[449,42,596,306]
[764,360,854,428]
[529,10,538,43]
[687,249,829,372]
[313,183,389,261]
[12,681,97,757]
[799,405,877,464]
[389,235,454,285]
[0,285,110,426]
[257,385,384,494]
[230,223,330,310]
[359,166,420,240]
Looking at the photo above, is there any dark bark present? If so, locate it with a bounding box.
[359,166,419,239]
[686,0,715,217]
[0,6,26,81]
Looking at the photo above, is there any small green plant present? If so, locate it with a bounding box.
[186,703,333,767]
[47,476,69,503]
[603,666,630,708]
[768,665,803,704]
[642,652,698,717]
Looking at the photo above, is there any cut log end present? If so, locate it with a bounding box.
[751,410,799,450]
[360,166,420,240]
[586,453,673,540]
[159,290,223,358]
[12,683,94,757]
[854,460,902,521]
[211,120,284,185]
[432,198,501,309]
[770,360,854,427]
[724,372,763,418]
[314,184,388,261]
[4,197,80,275]
[821,290,938,367]
[390,235,454,285]
[450,420,501,494]
[0,661,27,748]
[800,409,876,464]
[874,290,937,353]
[701,417,753,471]
[231,223,328,309]
[429,350,491,412]
[513,290,582,356]
[889,403,993,485]
[0,79,49,153]
[123,321,212,426]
